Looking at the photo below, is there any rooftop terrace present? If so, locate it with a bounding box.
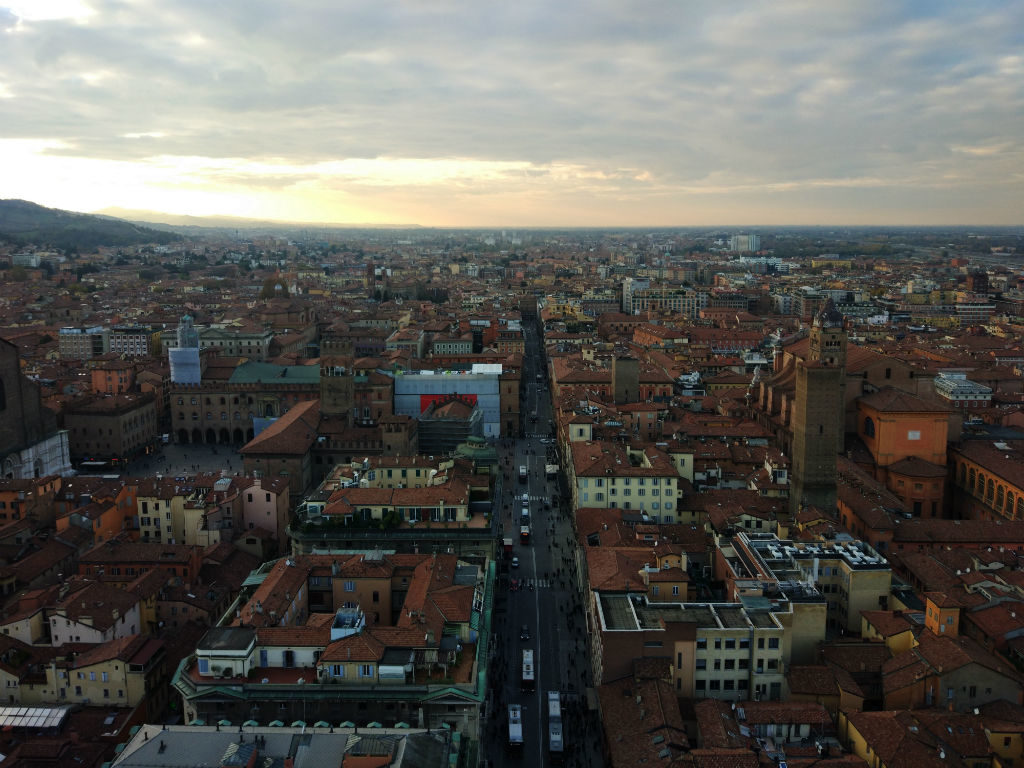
[597,595,784,632]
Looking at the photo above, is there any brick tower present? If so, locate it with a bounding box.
[790,299,846,514]
[319,358,354,419]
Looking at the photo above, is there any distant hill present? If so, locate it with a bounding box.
[0,199,183,251]
[96,207,422,232]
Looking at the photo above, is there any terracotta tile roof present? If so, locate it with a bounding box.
[847,709,988,768]
[978,699,1024,724]
[858,387,950,413]
[319,630,385,663]
[428,584,474,623]
[78,539,194,565]
[367,625,430,648]
[234,557,311,628]
[325,478,470,512]
[894,518,1024,546]
[240,398,321,456]
[73,634,161,667]
[820,642,892,698]
[586,549,648,592]
[883,631,1023,695]
[953,439,1024,488]
[886,457,948,478]
[739,700,832,728]
[255,624,332,648]
[689,748,759,768]
[861,610,916,638]
[55,580,140,631]
[963,601,1024,646]
[693,699,748,749]
[787,665,840,697]
[598,677,690,765]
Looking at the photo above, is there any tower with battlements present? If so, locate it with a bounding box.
[790,299,846,514]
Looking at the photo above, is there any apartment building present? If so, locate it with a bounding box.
[133,474,289,548]
[568,441,679,523]
[48,580,142,645]
[592,596,792,703]
[90,359,136,394]
[428,334,473,356]
[47,635,167,716]
[198,325,274,361]
[625,286,708,317]
[173,553,491,737]
[718,532,891,636]
[77,540,201,587]
[385,327,425,358]
[108,325,160,357]
[64,392,158,464]
[58,326,108,360]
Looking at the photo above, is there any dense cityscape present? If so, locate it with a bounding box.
[0,216,1021,766]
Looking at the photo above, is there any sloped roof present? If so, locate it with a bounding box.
[859,387,950,413]
[240,399,320,456]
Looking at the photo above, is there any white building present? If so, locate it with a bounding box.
[729,234,761,253]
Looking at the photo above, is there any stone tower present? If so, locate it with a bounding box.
[319,358,354,419]
[790,299,846,514]
[612,356,639,405]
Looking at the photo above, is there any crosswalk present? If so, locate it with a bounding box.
[510,578,552,589]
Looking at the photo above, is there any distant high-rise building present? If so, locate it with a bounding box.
[966,270,989,296]
[729,234,760,252]
[790,299,846,514]
[621,277,649,313]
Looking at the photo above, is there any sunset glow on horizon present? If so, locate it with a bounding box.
[1,1,1022,227]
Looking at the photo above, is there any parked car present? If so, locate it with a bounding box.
[520,625,530,640]
[511,556,520,568]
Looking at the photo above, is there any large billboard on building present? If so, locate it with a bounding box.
[395,366,502,436]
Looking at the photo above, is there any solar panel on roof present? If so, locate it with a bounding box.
[0,706,69,730]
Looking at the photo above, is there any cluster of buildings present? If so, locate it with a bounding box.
[0,227,1022,764]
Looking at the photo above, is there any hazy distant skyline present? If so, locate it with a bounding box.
[1,1,1022,227]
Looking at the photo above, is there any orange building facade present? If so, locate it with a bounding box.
[856,389,950,517]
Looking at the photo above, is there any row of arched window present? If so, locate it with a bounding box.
[958,462,1023,518]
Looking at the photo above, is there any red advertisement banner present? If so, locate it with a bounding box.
[420,393,478,412]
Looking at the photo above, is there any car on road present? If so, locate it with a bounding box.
[540,438,554,445]
[511,556,520,568]
[520,625,530,640]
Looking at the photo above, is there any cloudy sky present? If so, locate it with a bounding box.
[1,1,1022,226]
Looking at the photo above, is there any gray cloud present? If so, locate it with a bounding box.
[0,0,1022,222]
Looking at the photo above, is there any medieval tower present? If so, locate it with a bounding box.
[612,356,640,405]
[319,359,355,420]
[789,299,847,514]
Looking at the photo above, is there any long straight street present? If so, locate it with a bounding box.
[484,323,604,768]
